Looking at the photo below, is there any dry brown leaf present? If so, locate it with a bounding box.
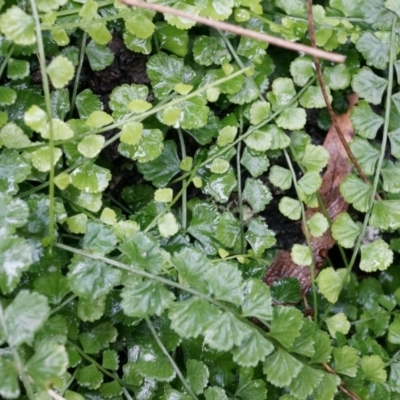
[264,93,359,293]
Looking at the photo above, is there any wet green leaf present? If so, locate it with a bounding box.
[241,147,269,177]
[360,239,393,272]
[0,6,35,45]
[47,55,74,89]
[186,359,209,394]
[70,162,111,193]
[333,345,359,376]
[245,218,276,255]
[193,36,231,66]
[0,122,31,149]
[242,178,272,212]
[85,40,114,71]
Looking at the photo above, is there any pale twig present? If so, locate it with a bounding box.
[121,0,345,63]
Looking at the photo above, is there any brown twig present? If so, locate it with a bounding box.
[305,0,377,196]
[121,0,345,63]
[322,363,361,400]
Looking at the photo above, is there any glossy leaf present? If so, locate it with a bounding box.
[326,313,351,339]
[121,280,175,318]
[245,218,276,256]
[317,267,349,303]
[0,6,35,45]
[68,255,121,300]
[333,345,359,377]
[242,279,272,320]
[360,239,393,272]
[242,178,272,212]
[47,55,74,88]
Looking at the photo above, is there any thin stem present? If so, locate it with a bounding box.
[177,128,187,230]
[50,295,77,315]
[69,32,88,119]
[145,317,199,400]
[122,0,345,63]
[283,149,318,321]
[305,0,373,191]
[237,110,245,253]
[218,30,264,102]
[30,0,56,248]
[0,44,14,79]
[319,16,398,325]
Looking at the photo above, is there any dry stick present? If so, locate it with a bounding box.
[121,0,345,63]
[305,0,377,198]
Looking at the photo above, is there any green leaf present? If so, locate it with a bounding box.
[147,52,195,99]
[158,213,179,238]
[288,365,324,399]
[352,67,387,105]
[290,56,314,87]
[187,202,220,255]
[26,341,68,388]
[326,313,350,339]
[269,306,303,348]
[118,128,164,163]
[271,78,296,108]
[0,194,28,233]
[381,162,400,193]
[291,244,312,267]
[331,212,361,248]
[307,212,329,237]
[215,212,241,249]
[121,280,175,318]
[68,255,121,299]
[317,267,349,303]
[137,141,180,188]
[24,105,47,133]
[249,101,271,125]
[70,162,111,193]
[41,118,74,140]
[36,0,67,12]
[156,22,189,57]
[168,297,221,338]
[0,87,16,106]
[300,85,331,109]
[199,0,234,20]
[370,200,400,230]
[47,55,74,89]
[63,186,102,212]
[242,178,272,212]
[77,134,104,158]
[33,145,61,172]
[245,218,276,256]
[0,357,19,399]
[349,137,380,175]
[204,387,228,400]
[333,346,359,377]
[279,197,302,220]
[82,221,117,255]
[0,234,33,293]
[361,355,387,383]
[4,290,49,346]
[0,122,31,149]
[269,166,292,190]
[75,89,103,118]
[323,64,351,90]
[78,296,106,322]
[351,100,383,139]
[301,144,329,172]
[86,110,113,128]
[298,171,322,195]
[360,239,393,272]
[85,40,114,71]
[0,6,35,45]
[276,107,307,130]
[241,147,269,177]
[120,232,163,274]
[242,279,272,320]
[193,36,231,66]
[210,157,229,174]
[204,311,252,351]
[120,121,143,145]
[33,271,70,305]
[205,262,243,305]
[177,95,209,130]
[76,364,103,389]
[263,348,303,387]
[232,330,274,367]
[340,174,372,212]
[356,32,389,70]
[125,14,155,39]
[217,126,237,147]
[206,167,237,203]
[388,315,400,344]
[186,359,209,395]
[244,129,272,151]
[172,247,210,293]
